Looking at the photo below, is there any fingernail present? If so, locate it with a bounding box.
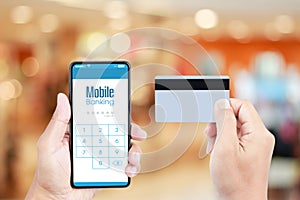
[132,152,141,163]
[216,99,230,110]
[204,125,210,136]
[132,124,147,139]
[140,129,147,139]
[53,93,70,122]
[129,166,138,175]
[206,142,212,154]
[53,94,62,117]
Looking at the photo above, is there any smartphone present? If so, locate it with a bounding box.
[69,61,130,188]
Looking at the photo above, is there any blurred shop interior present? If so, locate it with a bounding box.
[1,0,300,199]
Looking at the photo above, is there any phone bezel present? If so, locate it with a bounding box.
[69,60,131,188]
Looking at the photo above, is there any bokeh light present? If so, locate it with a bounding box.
[194,9,218,29]
[274,15,295,34]
[10,5,33,24]
[39,14,59,33]
[87,32,107,52]
[264,22,281,41]
[108,17,131,30]
[104,1,128,19]
[21,57,40,77]
[0,81,15,100]
[10,79,23,98]
[227,20,250,40]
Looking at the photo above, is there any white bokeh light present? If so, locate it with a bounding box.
[0,81,15,101]
[108,18,131,30]
[104,1,128,19]
[194,9,218,29]
[10,5,33,24]
[10,79,23,98]
[274,15,295,34]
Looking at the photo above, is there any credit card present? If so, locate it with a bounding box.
[155,76,230,122]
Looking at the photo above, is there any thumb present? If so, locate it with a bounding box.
[42,93,71,148]
[214,99,238,149]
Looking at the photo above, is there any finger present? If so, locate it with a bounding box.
[230,98,267,135]
[125,164,139,178]
[204,123,217,154]
[131,123,147,141]
[42,93,71,147]
[205,123,217,138]
[206,136,216,154]
[126,143,142,177]
[214,99,238,148]
[128,143,142,166]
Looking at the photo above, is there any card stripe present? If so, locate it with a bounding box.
[155,78,229,90]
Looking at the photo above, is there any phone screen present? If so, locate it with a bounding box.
[70,61,130,187]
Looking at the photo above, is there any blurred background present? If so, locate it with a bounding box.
[1,0,300,199]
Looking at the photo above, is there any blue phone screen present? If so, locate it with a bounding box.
[71,62,130,187]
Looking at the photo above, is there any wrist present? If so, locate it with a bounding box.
[25,176,59,200]
[216,189,268,200]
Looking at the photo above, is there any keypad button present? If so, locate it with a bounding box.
[75,125,91,135]
[110,158,126,171]
[76,136,92,147]
[92,135,109,146]
[93,147,109,157]
[92,124,108,135]
[109,147,126,158]
[109,124,125,135]
[76,146,92,158]
[93,158,109,169]
[109,135,125,147]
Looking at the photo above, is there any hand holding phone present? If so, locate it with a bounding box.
[25,92,146,199]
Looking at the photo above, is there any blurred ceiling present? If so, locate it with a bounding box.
[0,0,300,42]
